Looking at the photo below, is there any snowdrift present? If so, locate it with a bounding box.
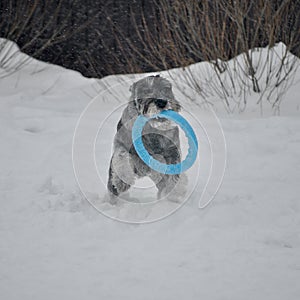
[0,39,300,299]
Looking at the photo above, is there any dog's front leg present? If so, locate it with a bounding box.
[107,147,136,202]
[154,141,188,202]
[156,173,188,202]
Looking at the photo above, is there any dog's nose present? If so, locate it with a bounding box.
[154,99,168,109]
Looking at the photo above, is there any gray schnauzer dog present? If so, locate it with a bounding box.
[107,75,187,202]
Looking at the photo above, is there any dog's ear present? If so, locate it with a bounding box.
[120,98,139,131]
[129,82,136,94]
[171,98,182,112]
[129,82,138,106]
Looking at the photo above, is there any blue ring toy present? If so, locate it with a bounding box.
[132,110,198,175]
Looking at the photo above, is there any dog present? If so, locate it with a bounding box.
[107,75,187,202]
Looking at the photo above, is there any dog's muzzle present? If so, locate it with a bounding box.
[136,98,177,130]
[135,97,168,115]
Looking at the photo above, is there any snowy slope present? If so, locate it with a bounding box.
[0,40,300,299]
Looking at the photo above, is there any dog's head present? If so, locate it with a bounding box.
[130,75,181,117]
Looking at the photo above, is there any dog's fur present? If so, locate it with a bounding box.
[107,75,187,202]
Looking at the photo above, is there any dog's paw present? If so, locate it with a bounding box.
[104,192,119,206]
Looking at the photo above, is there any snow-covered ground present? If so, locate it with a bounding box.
[1,40,300,299]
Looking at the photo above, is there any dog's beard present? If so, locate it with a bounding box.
[144,101,166,115]
[138,99,177,130]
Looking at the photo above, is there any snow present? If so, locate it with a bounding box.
[1,39,300,299]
